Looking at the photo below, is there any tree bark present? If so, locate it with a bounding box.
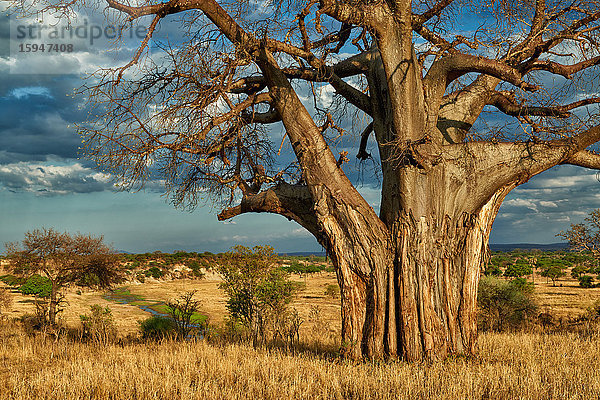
[320,175,511,361]
[48,282,59,326]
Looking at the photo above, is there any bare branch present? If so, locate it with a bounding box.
[523,55,600,79]
[412,0,454,27]
[488,92,600,118]
[217,183,325,243]
[563,150,600,169]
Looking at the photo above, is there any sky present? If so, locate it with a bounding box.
[0,6,599,254]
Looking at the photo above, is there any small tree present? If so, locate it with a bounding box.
[218,245,294,344]
[558,210,600,257]
[165,290,204,339]
[4,228,122,326]
[503,261,533,279]
[571,265,589,280]
[539,265,567,287]
[579,275,595,289]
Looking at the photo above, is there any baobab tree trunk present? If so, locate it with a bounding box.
[323,182,511,361]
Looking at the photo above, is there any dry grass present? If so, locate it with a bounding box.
[0,269,342,337]
[4,268,600,399]
[2,322,600,399]
[533,277,600,318]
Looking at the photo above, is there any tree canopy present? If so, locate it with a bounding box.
[5,228,122,325]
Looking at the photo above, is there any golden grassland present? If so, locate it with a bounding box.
[3,266,600,399]
[3,323,600,399]
[2,269,343,338]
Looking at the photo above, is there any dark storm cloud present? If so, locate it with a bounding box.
[0,100,82,161]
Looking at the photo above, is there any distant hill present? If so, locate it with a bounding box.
[284,244,570,256]
[280,251,327,257]
[489,243,569,252]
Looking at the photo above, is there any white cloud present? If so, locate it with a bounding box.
[529,173,598,189]
[8,86,52,99]
[0,161,115,195]
[504,198,538,212]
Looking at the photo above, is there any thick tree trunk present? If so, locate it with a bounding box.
[325,184,510,361]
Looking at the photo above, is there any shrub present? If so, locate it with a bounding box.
[218,245,295,345]
[19,312,46,335]
[80,305,118,344]
[165,291,207,338]
[138,316,176,340]
[579,275,595,288]
[478,276,537,332]
[144,267,164,279]
[483,263,502,276]
[324,284,340,299]
[19,275,52,298]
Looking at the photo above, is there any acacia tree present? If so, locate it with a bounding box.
[13,0,600,360]
[559,209,600,256]
[5,228,121,325]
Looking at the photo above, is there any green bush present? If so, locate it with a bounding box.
[478,276,537,332]
[579,275,595,288]
[138,316,176,340]
[0,274,25,287]
[144,266,164,279]
[19,275,52,298]
[80,305,118,344]
[483,263,502,276]
[324,284,340,298]
[219,245,295,344]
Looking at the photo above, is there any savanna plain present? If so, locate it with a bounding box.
[2,251,600,400]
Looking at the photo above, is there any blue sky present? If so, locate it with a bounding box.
[0,7,599,253]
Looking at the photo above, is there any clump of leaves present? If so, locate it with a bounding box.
[478,276,537,332]
[19,275,52,298]
[218,245,295,345]
[80,305,118,344]
[138,316,176,340]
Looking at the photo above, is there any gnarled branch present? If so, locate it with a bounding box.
[218,183,324,243]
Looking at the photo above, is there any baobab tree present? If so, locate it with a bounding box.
[13,0,600,360]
